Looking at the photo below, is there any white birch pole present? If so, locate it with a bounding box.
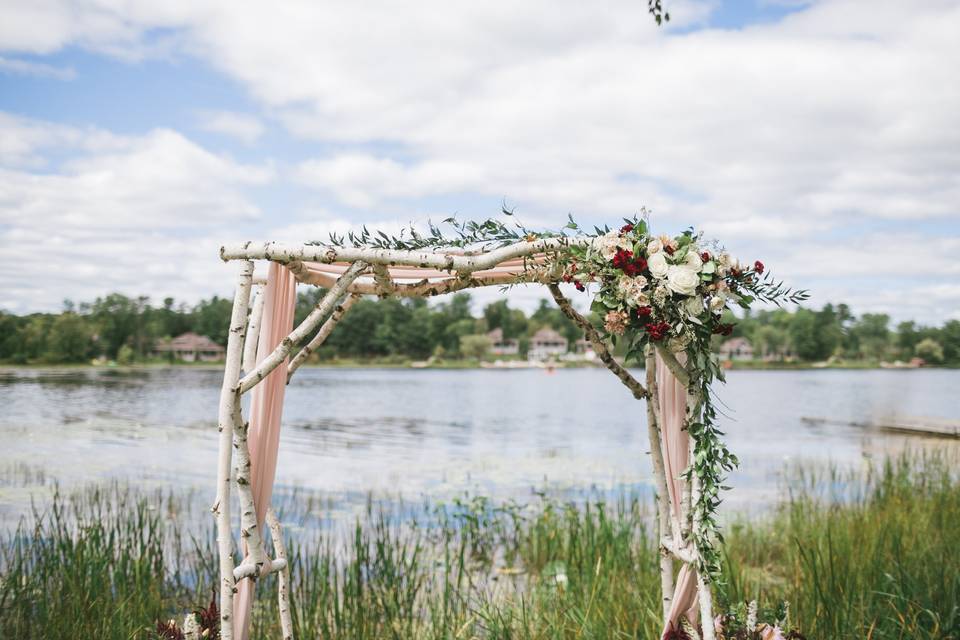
[266,508,293,640]
[213,260,254,640]
[645,346,675,622]
[685,384,716,640]
[242,285,265,373]
[238,261,368,395]
[230,404,287,581]
[287,293,360,383]
[220,237,594,273]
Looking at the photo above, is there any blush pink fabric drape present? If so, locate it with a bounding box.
[234,263,297,640]
[656,351,700,637]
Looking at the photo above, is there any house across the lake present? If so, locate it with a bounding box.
[152,332,225,362]
[528,327,568,361]
[718,337,754,361]
[486,328,520,356]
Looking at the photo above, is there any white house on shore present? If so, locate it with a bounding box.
[718,337,754,361]
[486,328,520,356]
[152,332,225,362]
[528,327,568,361]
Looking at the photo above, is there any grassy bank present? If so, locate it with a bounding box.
[1,455,957,639]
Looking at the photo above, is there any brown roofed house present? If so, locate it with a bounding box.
[153,332,226,362]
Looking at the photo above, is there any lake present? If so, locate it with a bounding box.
[2,366,958,527]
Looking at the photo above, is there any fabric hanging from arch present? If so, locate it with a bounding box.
[233,263,297,640]
[657,351,700,636]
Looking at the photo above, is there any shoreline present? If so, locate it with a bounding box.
[1,360,956,372]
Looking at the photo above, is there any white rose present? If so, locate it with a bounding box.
[684,250,703,272]
[647,238,663,255]
[684,296,704,317]
[709,294,726,312]
[666,265,700,297]
[648,252,669,279]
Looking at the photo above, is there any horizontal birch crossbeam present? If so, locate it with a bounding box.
[220,237,594,272]
[233,557,288,582]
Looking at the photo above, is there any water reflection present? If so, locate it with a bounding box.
[1,366,958,527]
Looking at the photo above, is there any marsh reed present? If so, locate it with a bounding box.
[1,453,957,639]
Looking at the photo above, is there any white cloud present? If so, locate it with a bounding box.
[0,0,959,321]
[0,114,274,312]
[196,110,264,144]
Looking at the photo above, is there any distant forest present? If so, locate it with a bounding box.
[1,290,958,366]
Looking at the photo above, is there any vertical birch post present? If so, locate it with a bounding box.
[645,347,674,621]
[213,260,254,640]
[242,285,265,374]
[266,508,293,640]
[686,385,716,640]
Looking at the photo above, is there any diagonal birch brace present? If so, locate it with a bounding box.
[287,292,360,383]
[547,284,648,400]
[237,261,368,395]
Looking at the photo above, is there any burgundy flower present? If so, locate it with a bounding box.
[645,321,671,341]
[611,248,634,269]
[754,260,764,274]
[620,223,634,233]
[701,251,711,262]
[574,280,585,292]
[636,306,652,318]
[661,621,693,640]
[712,322,735,336]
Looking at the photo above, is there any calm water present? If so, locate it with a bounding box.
[1,366,958,525]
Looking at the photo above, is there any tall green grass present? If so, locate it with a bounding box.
[1,454,957,639]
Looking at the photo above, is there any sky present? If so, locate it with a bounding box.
[0,0,958,324]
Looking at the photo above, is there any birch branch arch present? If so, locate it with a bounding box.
[213,219,805,640]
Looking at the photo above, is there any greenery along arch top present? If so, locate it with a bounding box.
[215,214,806,640]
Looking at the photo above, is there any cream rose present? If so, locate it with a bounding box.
[595,231,624,260]
[648,252,669,279]
[684,295,704,317]
[684,250,703,271]
[718,252,738,275]
[617,275,649,307]
[647,238,663,255]
[709,294,726,312]
[666,265,700,296]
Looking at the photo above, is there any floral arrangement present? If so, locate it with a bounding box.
[557,216,807,581]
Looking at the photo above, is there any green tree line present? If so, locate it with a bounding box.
[728,303,960,365]
[1,292,958,365]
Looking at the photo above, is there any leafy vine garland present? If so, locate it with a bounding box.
[554,215,807,582]
[312,212,807,583]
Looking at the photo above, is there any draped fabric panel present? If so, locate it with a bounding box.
[657,351,700,637]
[233,263,297,640]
